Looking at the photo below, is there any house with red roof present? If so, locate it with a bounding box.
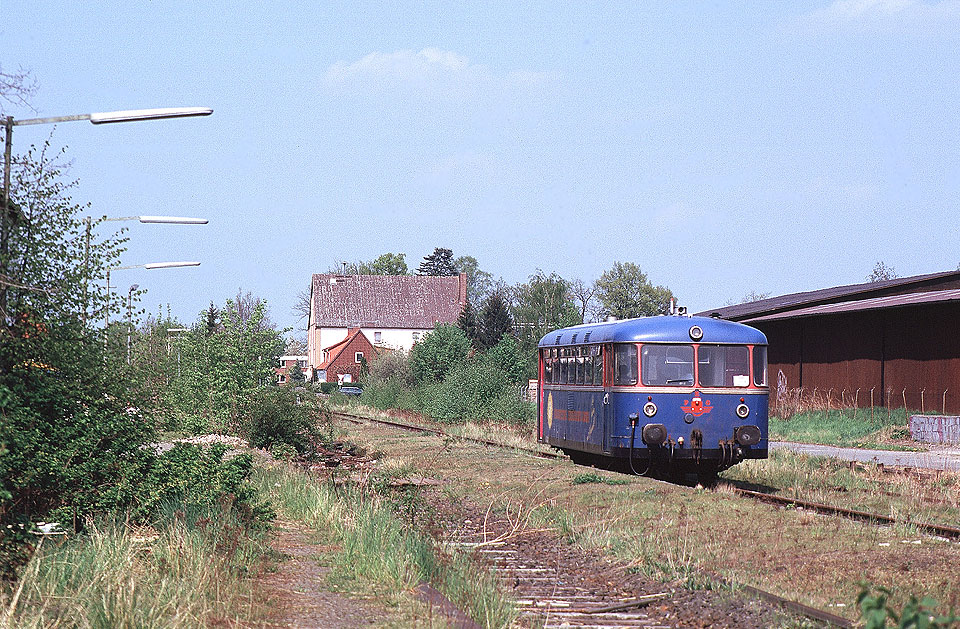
[274,355,310,385]
[307,273,468,374]
[314,328,377,384]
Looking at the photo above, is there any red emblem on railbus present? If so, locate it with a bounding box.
[681,391,712,417]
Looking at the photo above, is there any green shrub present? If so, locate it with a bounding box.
[409,324,471,383]
[238,387,327,456]
[481,336,527,385]
[858,584,960,628]
[423,357,531,425]
[132,444,274,526]
[319,381,338,394]
[0,356,155,577]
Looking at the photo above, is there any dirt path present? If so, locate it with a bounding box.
[257,520,387,628]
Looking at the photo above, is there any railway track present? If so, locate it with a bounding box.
[333,409,960,540]
[333,409,860,627]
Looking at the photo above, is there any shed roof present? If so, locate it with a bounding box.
[310,273,467,329]
[745,289,960,322]
[697,270,960,321]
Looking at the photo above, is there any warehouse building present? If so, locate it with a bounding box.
[699,270,960,415]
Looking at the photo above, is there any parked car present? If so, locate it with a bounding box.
[339,385,362,397]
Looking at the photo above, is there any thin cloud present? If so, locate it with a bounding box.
[798,0,960,35]
[324,48,552,94]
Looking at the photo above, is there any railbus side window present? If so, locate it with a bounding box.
[614,344,638,385]
[593,345,603,385]
[543,350,552,384]
[641,344,694,386]
[584,348,594,385]
[560,349,569,384]
[752,345,767,386]
[577,351,586,385]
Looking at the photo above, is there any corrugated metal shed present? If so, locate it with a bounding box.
[746,289,960,322]
[699,271,960,414]
[698,270,960,321]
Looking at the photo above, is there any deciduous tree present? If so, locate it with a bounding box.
[595,261,674,319]
[409,323,471,382]
[512,270,580,354]
[867,261,898,283]
[453,254,493,304]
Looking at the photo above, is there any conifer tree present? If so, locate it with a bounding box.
[457,300,481,349]
[417,247,458,276]
[479,292,513,351]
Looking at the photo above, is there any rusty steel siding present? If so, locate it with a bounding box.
[801,311,883,394]
[750,301,960,414]
[760,319,802,389]
[882,303,960,413]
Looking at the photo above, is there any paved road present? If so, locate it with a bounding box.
[771,441,960,471]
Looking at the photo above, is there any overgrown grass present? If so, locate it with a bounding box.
[769,406,920,448]
[723,449,960,528]
[256,463,516,628]
[0,502,273,628]
[338,418,960,624]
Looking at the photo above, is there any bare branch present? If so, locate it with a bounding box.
[0,66,39,115]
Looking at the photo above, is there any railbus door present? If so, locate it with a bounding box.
[602,343,613,454]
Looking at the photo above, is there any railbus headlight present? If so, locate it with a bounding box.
[643,401,658,417]
[736,403,750,418]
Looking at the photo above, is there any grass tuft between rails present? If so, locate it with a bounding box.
[256,464,516,628]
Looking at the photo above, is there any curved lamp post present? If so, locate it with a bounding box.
[1,106,212,321]
[82,214,208,323]
[105,261,200,328]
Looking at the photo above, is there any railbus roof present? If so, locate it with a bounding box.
[537,315,767,348]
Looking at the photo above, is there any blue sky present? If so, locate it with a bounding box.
[4,1,960,334]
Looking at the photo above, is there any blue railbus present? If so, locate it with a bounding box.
[537,315,768,478]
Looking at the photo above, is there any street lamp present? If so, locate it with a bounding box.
[82,214,208,323]
[167,327,190,378]
[105,261,200,328]
[1,106,211,320]
[127,284,139,365]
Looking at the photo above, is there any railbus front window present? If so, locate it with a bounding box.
[641,344,694,386]
[752,345,767,386]
[614,344,638,385]
[698,345,750,387]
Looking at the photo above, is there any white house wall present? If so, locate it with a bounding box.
[308,326,436,368]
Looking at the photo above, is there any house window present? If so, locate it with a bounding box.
[374,331,382,343]
[355,351,364,363]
